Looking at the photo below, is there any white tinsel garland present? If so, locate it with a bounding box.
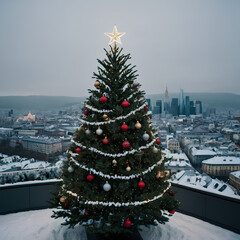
[71,138,156,158]
[69,157,164,180]
[80,102,147,126]
[66,181,171,207]
[85,104,113,113]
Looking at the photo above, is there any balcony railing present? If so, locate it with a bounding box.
[0,180,239,234]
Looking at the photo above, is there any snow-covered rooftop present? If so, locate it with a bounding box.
[202,156,240,165]
[230,170,240,179]
[171,170,239,199]
[0,209,239,240]
[192,147,216,156]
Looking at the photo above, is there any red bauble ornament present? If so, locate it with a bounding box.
[156,138,161,145]
[169,210,175,214]
[64,201,70,208]
[84,211,89,215]
[122,140,130,149]
[103,137,109,144]
[100,96,107,103]
[144,106,149,111]
[76,147,82,154]
[87,174,94,181]
[169,191,174,196]
[84,109,89,115]
[121,100,130,108]
[121,124,128,132]
[123,219,132,228]
[138,181,145,189]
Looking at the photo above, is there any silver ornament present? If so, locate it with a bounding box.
[153,147,158,153]
[96,127,103,135]
[86,129,91,135]
[142,133,150,141]
[103,181,111,191]
[68,166,74,173]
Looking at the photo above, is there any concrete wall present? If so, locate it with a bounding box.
[0,181,59,214]
[171,183,240,234]
[0,181,239,234]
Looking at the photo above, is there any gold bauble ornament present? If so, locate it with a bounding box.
[164,170,170,177]
[135,121,142,129]
[156,171,165,179]
[94,81,100,88]
[102,114,108,119]
[153,147,158,154]
[60,196,67,203]
[112,159,117,166]
[126,166,131,172]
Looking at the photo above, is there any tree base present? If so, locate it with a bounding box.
[86,229,143,240]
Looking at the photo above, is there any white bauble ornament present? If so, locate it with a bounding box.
[86,129,91,135]
[103,181,111,191]
[68,166,74,173]
[153,147,158,153]
[142,133,150,141]
[96,127,103,135]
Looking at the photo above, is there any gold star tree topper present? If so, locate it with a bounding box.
[104,25,126,46]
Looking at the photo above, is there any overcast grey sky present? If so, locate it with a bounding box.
[0,0,240,96]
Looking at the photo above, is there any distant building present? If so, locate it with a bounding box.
[61,137,71,152]
[202,156,240,178]
[185,96,190,116]
[190,147,216,167]
[153,100,162,114]
[16,130,38,136]
[164,87,171,114]
[195,101,202,115]
[0,128,13,137]
[179,89,184,115]
[167,138,180,152]
[190,101,196,115]
[22,137,62,155]
[229,171,240,194]
[171,98,179,116]
[164,151,193,174]
[17,112,36,122]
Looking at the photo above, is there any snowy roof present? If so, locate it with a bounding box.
[171,170,239,199]
[191,148,216,156]
[202,156,240,165]
[230,170,240,179]
[22,137,61,144]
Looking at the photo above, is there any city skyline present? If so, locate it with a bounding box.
[0,0,240,96]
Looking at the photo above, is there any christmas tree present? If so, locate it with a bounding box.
[52,26,179,236]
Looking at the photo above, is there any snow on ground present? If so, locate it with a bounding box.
[0,209,239,240]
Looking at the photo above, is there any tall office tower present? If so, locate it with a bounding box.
[153,100,162,115]
[171,98,179,116]
[190,100,196,115]
[185,96,190,116]
[156,100,162,113]
[179,89,185,115]
[164,86,171,114]
[195,100,202,114]
[146,98,152,111]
